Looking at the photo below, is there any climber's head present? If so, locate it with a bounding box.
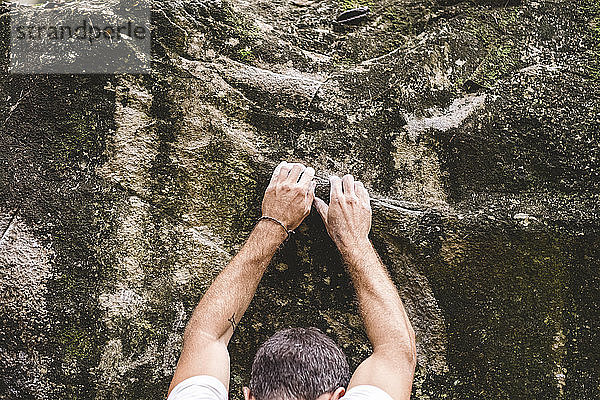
[243,327,350,400]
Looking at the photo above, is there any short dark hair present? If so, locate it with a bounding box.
[249,327,350,400]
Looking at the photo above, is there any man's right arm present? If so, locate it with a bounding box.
[314,174,416,400]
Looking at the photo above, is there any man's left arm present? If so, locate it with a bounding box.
[168,161,315,396]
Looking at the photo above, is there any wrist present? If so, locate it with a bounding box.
[337,237,373,260]
[255,218,288,245]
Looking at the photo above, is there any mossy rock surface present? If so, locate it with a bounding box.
[0,0,599,399]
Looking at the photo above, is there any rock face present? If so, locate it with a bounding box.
[1,0,599,399]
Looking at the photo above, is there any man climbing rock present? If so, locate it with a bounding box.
[167,161,416,400]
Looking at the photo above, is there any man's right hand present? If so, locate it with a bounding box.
[313,174,372,253]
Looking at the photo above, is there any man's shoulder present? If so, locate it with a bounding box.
[341,385,395,400]
[167,376,228,400]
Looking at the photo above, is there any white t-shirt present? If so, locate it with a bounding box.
[167,375,394,400]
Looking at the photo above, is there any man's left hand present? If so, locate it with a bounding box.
[262,161,315,231]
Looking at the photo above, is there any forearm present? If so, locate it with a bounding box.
[184,219,286,344]
[341,240,415,356]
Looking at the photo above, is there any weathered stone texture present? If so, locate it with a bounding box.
[0,0,599,399]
